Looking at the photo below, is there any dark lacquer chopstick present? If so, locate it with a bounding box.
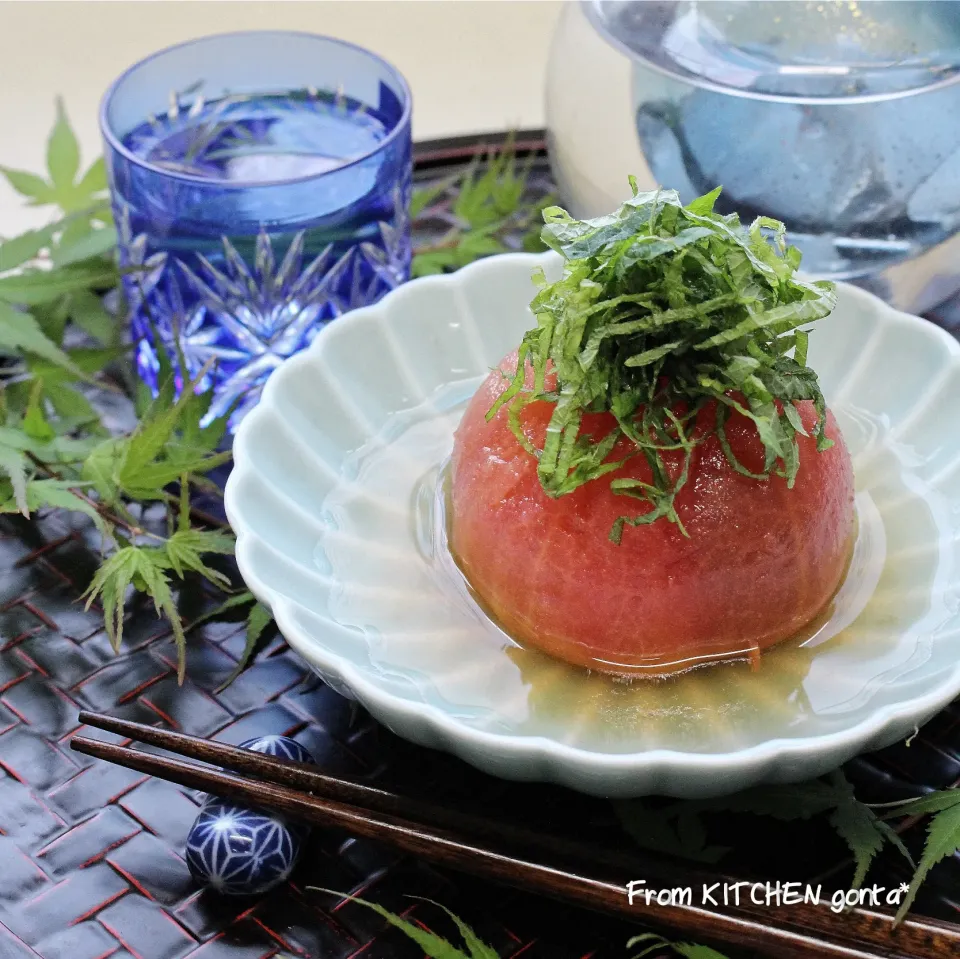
[69,725,960,959]
[76,710,648,879]
[82,711,770,891]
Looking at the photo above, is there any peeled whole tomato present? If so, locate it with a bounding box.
[448,351,856,675]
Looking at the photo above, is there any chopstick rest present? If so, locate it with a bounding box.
[185,736,315,896]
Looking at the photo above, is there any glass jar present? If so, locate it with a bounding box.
[547,1,960,310]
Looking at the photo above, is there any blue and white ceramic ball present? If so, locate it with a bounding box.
[185,735,314,896]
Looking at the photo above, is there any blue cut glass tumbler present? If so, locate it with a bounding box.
[101,31,412,428]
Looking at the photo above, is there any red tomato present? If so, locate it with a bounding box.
[449,351,855,675]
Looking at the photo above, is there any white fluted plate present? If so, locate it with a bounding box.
[225,252,960,797]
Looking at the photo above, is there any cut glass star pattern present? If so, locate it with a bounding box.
[120,181,411,430]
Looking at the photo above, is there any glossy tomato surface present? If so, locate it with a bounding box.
[449,351,856,675]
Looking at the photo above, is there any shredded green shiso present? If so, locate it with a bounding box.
[487,180,838,544]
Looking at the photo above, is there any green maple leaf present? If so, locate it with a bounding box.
[876,788,960,820]
[620,772,921,894]
[613,801,730,864]
[0,205,115,278]
[0,263,118,306]
[119,368,209,477]
[0,442,28,515]
[82,366,230,505]
[162,528,234,590]
[424,901,498,959]
[411,250,460,277]
[120,447,231,498]
[77,471,238,680]
[0,222,59,272]
[896,799,960,921]
[83,544,187,680]
[65,288,117,346]
[826,771,914,890]
[52,224,118,267]
[411,136,549,278]
[309,890,495,959]
[1,97,107,215]
[628,933,730,959]
[0,167,58,206]
[22,380,55,442]
[409,172,458,218]
[0,301,87,377]
[47,97,80,193]
[24,350,121,430]
[0,479,111,541]
[172,385,232,457]
[76,156,107,195]
[212,598,273,690]
[679,774,912,889]
[82,436,127,505]
[40,98,108,213]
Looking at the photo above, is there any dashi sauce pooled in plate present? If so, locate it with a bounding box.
[449,184,855,676]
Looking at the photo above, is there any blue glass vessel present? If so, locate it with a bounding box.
[101,32,412,427]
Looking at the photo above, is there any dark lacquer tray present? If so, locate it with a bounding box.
[0,133,957,959]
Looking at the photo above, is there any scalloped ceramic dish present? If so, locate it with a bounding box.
[225,252,960,798]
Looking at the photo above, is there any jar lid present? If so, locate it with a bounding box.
[585,0,960,101]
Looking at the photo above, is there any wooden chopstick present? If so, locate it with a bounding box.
[71,716,960,959]
[75,711,730,888]
[75,710,644,877]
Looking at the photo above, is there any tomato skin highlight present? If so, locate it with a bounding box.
[449,351,856,675]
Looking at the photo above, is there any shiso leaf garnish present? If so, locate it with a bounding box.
[487,180,837,543]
